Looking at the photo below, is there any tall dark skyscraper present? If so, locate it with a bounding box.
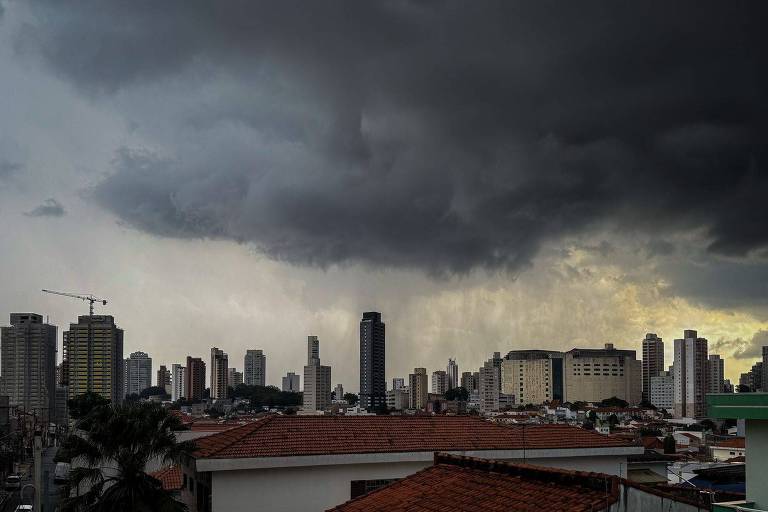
[359,311,385,411]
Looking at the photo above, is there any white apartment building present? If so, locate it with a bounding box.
[478,358,500,412]
[650,369,673,411]
[303,336,331,411]
[124,351,153,397]
[244,349,266,387]
[172,364,186,402]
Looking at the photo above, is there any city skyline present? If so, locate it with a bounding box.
[1,2,768,393]
[0,307,755,394]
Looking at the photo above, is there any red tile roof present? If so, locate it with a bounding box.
[193,415,634,459]
[149,465,182,491]
[713,437,745,449]
[327,454,621,512]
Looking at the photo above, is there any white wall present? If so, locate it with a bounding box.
[210,454,631,512]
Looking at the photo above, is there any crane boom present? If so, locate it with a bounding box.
[41,289,108,316]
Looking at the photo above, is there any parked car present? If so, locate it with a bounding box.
[54,462,71,484]
[4,475,20,490]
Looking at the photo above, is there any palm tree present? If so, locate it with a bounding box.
[62,400,194,512]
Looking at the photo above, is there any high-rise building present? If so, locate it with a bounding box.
[157,364,171,393]
[650,369,674,411]
[63,315,124,403]
[763,346,768,391]
[478,358,500,412]
[750,361,764,392]
[124,351,152,397]
[303,336,331,411]
[392,377,405,390]
[408,368,428,410]
[641,333,664,404]
[228,368,243,388]
[673,330,708,418]
[723,379,734,393]
[282,372,300,392]
[502,350,564,405]
[359,312,386,411]
[210,347,228,400]
[334,383,344,400]
[563,344,641,405]
[185,356,206,402]
[446,358,458,390]
[707,354,724,394]
[171,364,186,402]
[431,370,448,395]
[244,349,266,387]
[0,314,57,421]
[307,336,319,365]
[460,371,476,392]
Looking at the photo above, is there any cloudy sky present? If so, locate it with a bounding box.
[1,1,767,389]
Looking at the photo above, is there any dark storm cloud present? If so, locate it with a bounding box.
[710,330,768,360]
[24,198,65,217]
[0,160,22,180]
[15,1,768,276]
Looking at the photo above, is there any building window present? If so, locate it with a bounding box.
[351,479,400,498]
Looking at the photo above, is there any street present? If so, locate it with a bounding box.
[1,447,61,512]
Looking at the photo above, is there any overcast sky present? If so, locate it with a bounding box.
[1,1,767,389]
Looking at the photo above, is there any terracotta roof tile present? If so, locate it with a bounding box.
[193,416,634,459]
[327,454,620,512]
[713,437,745,449]
[149,465,182,491]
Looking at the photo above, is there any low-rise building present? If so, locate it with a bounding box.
[710,437,746,462]
[180,416,644,512]
[329,453,706,512]
[386,388,409,410]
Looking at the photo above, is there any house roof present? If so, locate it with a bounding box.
[149,465,182,491]
[327,453,621,512]
[192,415,634,460]
[713,437,745,449]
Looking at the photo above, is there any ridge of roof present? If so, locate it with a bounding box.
[190,415,635,461]
[193,416,273,458]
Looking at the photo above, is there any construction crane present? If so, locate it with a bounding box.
[41,289,108,316]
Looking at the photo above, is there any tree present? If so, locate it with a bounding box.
[68,392,110,420]
[663,434,676,454]
[599,396,628,408]
[607,413,619,429]
[444,387,469,401]
[699,419,717,432]
[140,386,171,399]
[587,410,597,423]
[568,401,587,412]
[343,393,359,406]
[61,401,194,512]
